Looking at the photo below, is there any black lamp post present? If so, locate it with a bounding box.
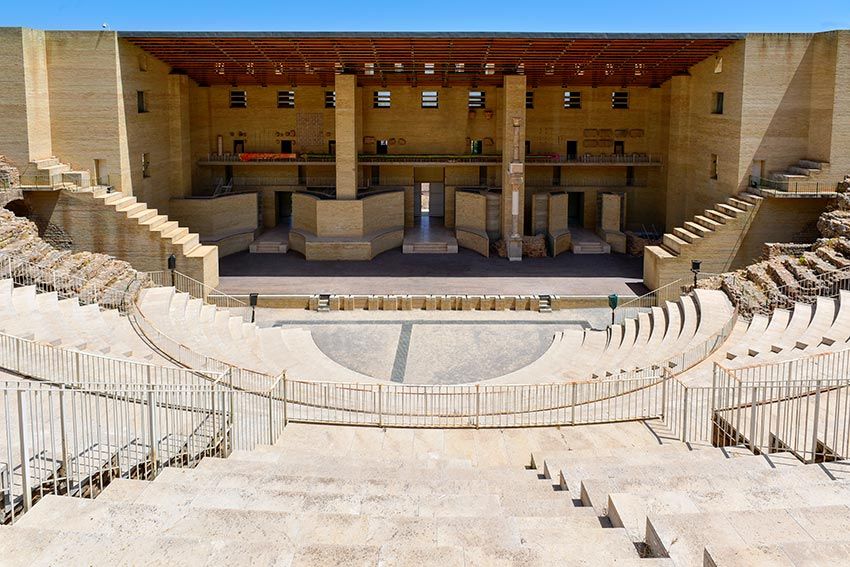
[167,254,177,287]
[249,292,258,323]
[691,259,702,288]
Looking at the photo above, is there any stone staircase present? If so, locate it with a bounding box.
[20,157,91,191]
[770,159,830,184]
[486,289,734,383]
[5,421,848,565]
[0,422,677,565]
[403,241,458,254]
[570,228,611,254]
[0,279,162,365]
[532,424,850,566]
[644,192,764,289]
[248,240,289,254]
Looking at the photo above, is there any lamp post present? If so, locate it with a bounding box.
[691,259,702,288]
[249,292,258,323]
[608,293,619,326]
[167,254,177,287]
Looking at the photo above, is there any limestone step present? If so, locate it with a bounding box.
[672,227,701,244]
[704,209,732,224]
[694,214,722,230]
[715,203,744,218]
[662,233,688,255]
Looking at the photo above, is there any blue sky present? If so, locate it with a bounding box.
[3,0,848,32]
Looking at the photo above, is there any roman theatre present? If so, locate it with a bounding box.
[1,26,850,565]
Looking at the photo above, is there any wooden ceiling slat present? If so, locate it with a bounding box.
[124,35,736,86]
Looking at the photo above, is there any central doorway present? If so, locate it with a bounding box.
[414,182,444,219]
[276,191,293,228]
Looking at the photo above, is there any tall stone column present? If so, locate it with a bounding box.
[334,74,358,200]
[501,74,526,261]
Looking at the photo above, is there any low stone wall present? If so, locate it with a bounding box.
[169,193,258,257]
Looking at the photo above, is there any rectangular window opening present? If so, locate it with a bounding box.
[710,154,718,180]
[526,91,534,109]
[471,140,483,155]
[612,91,629,109]
[230,90,247,108]
[468,91,486,109]
[137,91,148,113]
[421,90,438,108]
[712,91,725,115]
[478,166,487,186]
[563,91,581,109]
[373,90,391,108]
[141,153,151,178]
[325,91,336,108]
[277,90,295,108]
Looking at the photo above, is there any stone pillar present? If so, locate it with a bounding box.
[0,28,53,167]
[167,74,192,201]
[665,75,691,231]
[599,193,623,233]
[501,74,526,261]
[334,74,358,200]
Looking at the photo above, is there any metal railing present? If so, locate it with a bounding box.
[750,175,839,195]
[613,274,716,324]
[526,153,663,165]
[0,254,148,313]
[1,380,232,523]
[202,153,336,163]
[145,270,250,321]
[735,264,850,318]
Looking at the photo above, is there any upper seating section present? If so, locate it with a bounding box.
[487,289,734,383]
[137,287,383,383]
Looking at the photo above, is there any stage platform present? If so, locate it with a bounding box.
[218,247,645,297]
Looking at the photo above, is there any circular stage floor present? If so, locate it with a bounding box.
[257,308,610,384]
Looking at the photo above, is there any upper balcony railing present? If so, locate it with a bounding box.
[525,153,662,166]
[357,154,502,165]
[200,153,336,164]
[198,152,662,167]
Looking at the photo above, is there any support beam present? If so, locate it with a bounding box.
[334,74,358,200]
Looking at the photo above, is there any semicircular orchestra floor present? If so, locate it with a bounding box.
[257,308,610,384]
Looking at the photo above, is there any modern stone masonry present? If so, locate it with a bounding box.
[0,28,848,280]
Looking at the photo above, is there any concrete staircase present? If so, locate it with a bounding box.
[20,157,91,191]
[0,279,162,365]
[0,422,676,565]
[680,290,850,385]
[644,192,764,289]
[486,289,734,383]
[403,240,459,254]
[770,159,830,184]
[137,287,383,383]
[531,428,850,566]
[570,228,611,254]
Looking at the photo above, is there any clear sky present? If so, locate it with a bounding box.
[3,0,848,33]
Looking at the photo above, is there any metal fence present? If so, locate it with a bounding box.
[744,264,850,318]
[0,255,145,312]
[750,175,838,195]
[145,270,250,321]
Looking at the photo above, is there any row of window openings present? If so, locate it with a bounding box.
[222,89,632,110]
[142,88,723,114]
[228,90,337,109]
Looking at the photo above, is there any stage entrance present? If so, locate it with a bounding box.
[405,182,455,254]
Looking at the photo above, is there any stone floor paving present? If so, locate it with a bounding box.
[258,308,609,384]
[220,248,645,296]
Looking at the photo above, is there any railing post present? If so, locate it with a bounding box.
[571,382,577,425]
[147,390,159,476]
[282,372,288,426]
[57,387,69,487]
[680,386,689,442]
[377,384,383,427]
[749,386,758,452]
[811,380,822,463]
[74,350,82,384]
[268,381,276,445]
[660,374,667,419]
[475,384,480,429]
[17,390,33,512]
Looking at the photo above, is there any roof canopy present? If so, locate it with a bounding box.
[120,32,742,88]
